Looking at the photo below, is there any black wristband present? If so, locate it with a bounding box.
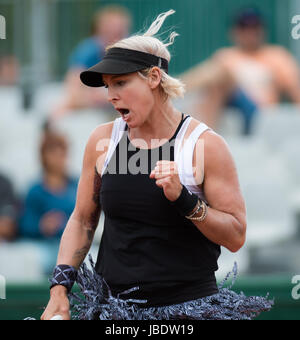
[49,264,78,293]
[171,185,199,217]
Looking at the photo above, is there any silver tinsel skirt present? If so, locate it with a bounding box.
[69,256,274,320]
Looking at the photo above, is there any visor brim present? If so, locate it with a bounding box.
[80,59,147,87]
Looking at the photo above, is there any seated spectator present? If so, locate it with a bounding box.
[181,8,300,134]
[216,7,300,106]
[181,59,258,135]
[19,130,78,240]
[0,173,18,241]
[51,5,132,120]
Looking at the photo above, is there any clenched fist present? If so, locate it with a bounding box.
[149,160,183,202]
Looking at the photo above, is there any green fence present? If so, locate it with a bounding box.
[0,274,299,320]
[0,0,295,81]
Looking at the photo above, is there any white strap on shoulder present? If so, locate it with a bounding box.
[101,117,126,176]
[177,122,211,187]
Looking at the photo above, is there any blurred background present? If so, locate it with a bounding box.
[0,0,300,320]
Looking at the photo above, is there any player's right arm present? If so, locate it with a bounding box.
[41,122,113,320]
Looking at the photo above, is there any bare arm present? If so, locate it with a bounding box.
[41,123,111,320]
[57,122,113,268]
[57,121,117,269]
[56,166,101,269]
[275,48,300,104]
[51,69,108,119]
[191,131,247,252]
[179,60,236,130]
[150,128,246,253]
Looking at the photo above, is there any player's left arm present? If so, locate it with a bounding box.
[192,130,247,252]
[150,129,247,253]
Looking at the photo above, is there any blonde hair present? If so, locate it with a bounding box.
[107,9,185,99]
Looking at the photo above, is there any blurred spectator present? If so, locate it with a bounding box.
[0,55,19,86]
[181,59,258,135]
[181,8,300,134]
[216,7,300,106]
[0,173,18,241]
[51,5,132,120]
[19,129,78,240]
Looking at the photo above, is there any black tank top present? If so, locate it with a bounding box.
[96,114,220,307]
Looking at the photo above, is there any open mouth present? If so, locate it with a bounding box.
[116,108,131,121]
[117,108,130,115]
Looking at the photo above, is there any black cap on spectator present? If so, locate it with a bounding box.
[233,8,264,28]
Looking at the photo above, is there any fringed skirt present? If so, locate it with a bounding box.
[69,255,274,320]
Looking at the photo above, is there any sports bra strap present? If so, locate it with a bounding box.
[177,122,211,188]
[101,118,126,176]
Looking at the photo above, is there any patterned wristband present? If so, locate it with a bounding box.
[171,185,199,217]
[49,264,78,293]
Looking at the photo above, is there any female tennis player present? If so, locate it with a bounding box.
[41,9,273,320]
